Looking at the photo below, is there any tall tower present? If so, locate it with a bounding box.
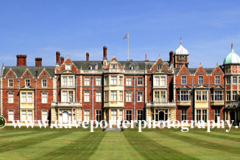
[174,39,189,68]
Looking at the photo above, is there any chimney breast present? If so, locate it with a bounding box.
[86,52,89,61]
[16,54,27,66]
[103,46,107,59]
[35,57,42,67]
[60,57,64,64]
[169,51,174,64]
[56,51,60,64]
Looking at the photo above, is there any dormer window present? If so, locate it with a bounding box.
[111,64,117,69]
[91,64,98,70]
[131,65,139,70]
[157,65,162,70]
[65,64,71,70]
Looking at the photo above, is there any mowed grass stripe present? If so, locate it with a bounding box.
[0,131,90,160]
[36,129,106,159]
[0,130,39,139]
[124,129,197,160]
[160,131,240,155]
[90,131,143,160]
[0,130,73,154]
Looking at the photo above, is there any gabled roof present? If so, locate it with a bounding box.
[204,68,215,74]
[2,66,55,78]
[72,61,103,70]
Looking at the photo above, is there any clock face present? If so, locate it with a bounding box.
[0,116,6,129]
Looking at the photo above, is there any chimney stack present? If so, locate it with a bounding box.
[16,54,27,66]
[56,51,60,64]
[35,57,42,67]
[86,52,89,61]
[169,51,174,64]
[103,46,107,59]
[60,57,64,64]
[145,54,149,61]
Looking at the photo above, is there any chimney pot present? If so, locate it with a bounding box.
[16,54,27,66]
[35,57,42,67]
[56,51,60,64]
[103,46,107,59]
[60,57,64,64]
[86,52,89,61]
[169,51,174,64]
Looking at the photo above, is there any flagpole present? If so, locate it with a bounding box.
[128,32,129,61]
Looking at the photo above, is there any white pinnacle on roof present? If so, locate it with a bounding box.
[175,39,189,55]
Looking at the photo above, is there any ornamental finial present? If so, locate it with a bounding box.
[180,37,182,45]
[231,43,233,49]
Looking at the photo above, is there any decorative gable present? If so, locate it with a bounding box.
[56,56,79,74]
[38,69,50,78]
[4,69,17,78]
[105,57,123,69]
[148,57,172,74]
[21,69,33,78]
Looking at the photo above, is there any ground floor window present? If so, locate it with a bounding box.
[42,110,48,121]
[181,109,187,121]
[21,110,33,121]
[214,109,220,123]
[119,110,123,121]
[126,110,132,121]
[196,109,207,122]
[137,110,143,120]
[152,109,170,121]
[58,109,76,123]
[8,110,14,121]
[96,110,102,122]
[84,110,90,122]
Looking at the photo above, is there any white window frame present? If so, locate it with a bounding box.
[126,77,132,86]
[198,75,203,84]
[62,76,67,86]
[65,64,71,70]
[126,92,132,102]
[8,79,13,88]
[84,110,90,122]
[8,110,14,121]
[215,76,220,85]
[68,76,73,86]
[111,91,117,101]
[84,77,90,86]
[96,77,102,86]
[84,91,90,102]
[111,76,117,85]
[25,79,30,87]
[8,92,14,103]
[181,75,187,85]
[233,76,237,84]
[137,91,143,102]
[96,92,102,102]
[42,79,47,88]
[42,92,48,104]
[160,76,166,86]
[42,110,48,121]
[137,77,143,86]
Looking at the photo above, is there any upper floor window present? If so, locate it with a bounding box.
[137,77,143,86]
[111,64,117,69]
[177,90,190,101]
[119,76,123,85]
[111,76,117,85]
[8,92,14,103]
[21,92,33,103]
[119,91,123,101]
[84,91,90,102]
[180,55,185,59]
[215,76,220,85]
[42,79,47,88]
[104,91,109,101]
[232,91,237,101]
[212,91,223,101]
[68,76,73,86]
[226,91,231,101]
[42,93,48,104]
[126,92,132,102]
[226,77,230,84]
[198,76,203,84]
[196,91,207,101]
[25,79,30,87]
[157,65,162,70]
[233,76,237,84]
[181,76,187,84]
[111,91,117,101]
[96,92,101,102]
[104,76,109,85]
[65,64,71,70]
[160,76,166,86]
[137,92,143,102]
[96,77,101,86]
[8,79,13,87]
[84,77,90,86]
[63,77,67,85]
[126,77,131,86]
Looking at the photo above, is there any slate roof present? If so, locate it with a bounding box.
[2,66,55,78]
[205,68,215,74]
[72,61,103,70]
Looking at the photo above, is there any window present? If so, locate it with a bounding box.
[160,76,166,86]
[28,110,33,121]
[21,110,26,121]
[177,91,190,101]
[126,77,131,86]
[42,110,48,121]
[8,110,14,121]
[181,110,187,121]
[111,64,117,69]
[180,55,185,59]
[155,77,160,86]
[232,91,237,101]
[198,76,203,84]
[157,65,162,70]
[137,77,143,86]
[227,91,231,101]
[196,91,201,101]
[196,91,207,101]
[119,110,123,121]
[196,109,207,122]
[226,77,230,84]
[215,76,220,84]
[92,65,98,70]
[84,77,90,86]
[96,110,102,122]
[137,110,143,120]
[42,79,47,88]
[68,77,73,86]
[126,110,132,121]
[126,92,132,102]
[96,92,101,102]
[182,76,187,85]
[25,79,30,87]
[96,77,101,86]
[63,77,67,86]
[42,93,48,103]
[69,91,73,102]
[84,92,90,102]
[119,91,123,101]
[214,109,220,123]
[137,92,143,102]
[21,93,26,103]
[84,110,90,122]
[104,91,109,101]
[28,93,32,103]
[155,91,160,102]
[8,93,14,103]
[202,110,207,122]
[8,79,13,87]
[111,76,117,85]
[119,76,123,85]
[233,76,237,84]
[161,91,166,102]
[212,91,223,101]
[65,64,71,70]
[202,91,207,101]
[111,91,117,101]
[62,91,67,102]
[196,110,201,122]
[104,76,108,85]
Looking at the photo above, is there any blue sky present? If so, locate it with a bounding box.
[0,0,240,68]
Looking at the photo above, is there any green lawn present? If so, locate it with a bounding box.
[0,127,240,159]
